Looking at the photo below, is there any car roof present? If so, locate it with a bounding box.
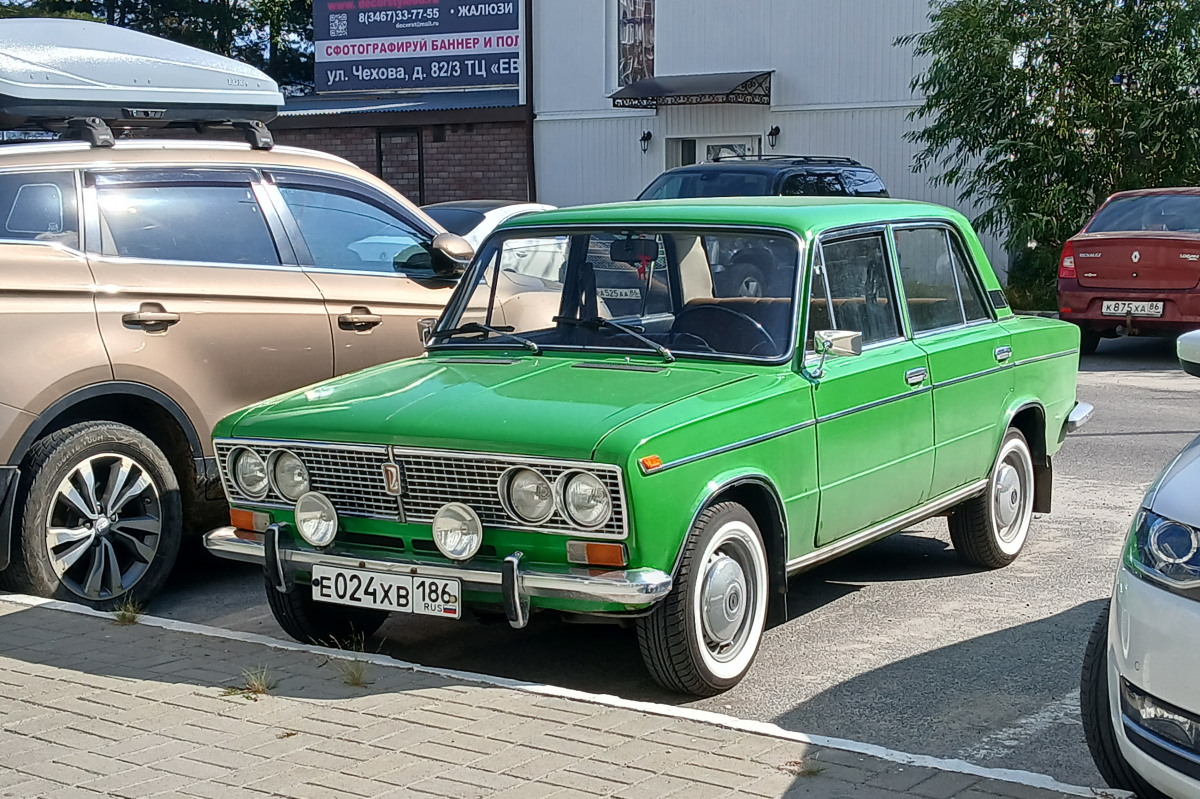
[499,196,963,239]
[657,159,873,176]
[1105,187,1200,201]
[423,199,523,211]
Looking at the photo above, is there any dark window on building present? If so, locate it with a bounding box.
[618,0,654,87]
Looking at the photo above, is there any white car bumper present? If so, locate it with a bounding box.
[1109,567,1200,798]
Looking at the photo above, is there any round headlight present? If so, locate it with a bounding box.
[1149,519,1199,565]
[431,502,483,561]
[231,448,268,498]
[270,450,310,502]
[559,470,612,529]
[295,491,338,547]
[501,467,554,524]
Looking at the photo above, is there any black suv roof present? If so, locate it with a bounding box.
[635,154,888,201]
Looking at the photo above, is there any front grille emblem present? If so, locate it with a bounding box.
[382,462,405,496]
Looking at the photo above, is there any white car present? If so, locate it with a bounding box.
[1082,329,1200,799]
[422,200,564,281]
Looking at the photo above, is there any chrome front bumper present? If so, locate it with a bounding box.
[1067,400,1095,433]
[204,525,672,624]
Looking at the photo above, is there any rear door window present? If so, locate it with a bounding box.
[93,171,279,265]
[0,171,78,247]
[893,226,991,333]
[781,171,848,196]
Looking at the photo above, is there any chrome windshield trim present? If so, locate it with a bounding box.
[785,479,988,574]
[641,420,816,475]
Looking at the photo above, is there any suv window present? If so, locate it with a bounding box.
[0,171,78,247]
[814,232,901,346]
[638,170,773,200]
[96,176,279,265]
[276,181,433,276]
[894,226,990,333]
[781,171,846,197]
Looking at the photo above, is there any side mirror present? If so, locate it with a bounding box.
[810,329,862,379]
[417,317,436,346]
[1179,330,1200,377]
[430,232,474,278]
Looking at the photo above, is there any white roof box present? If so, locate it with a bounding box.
[0,18,284,131]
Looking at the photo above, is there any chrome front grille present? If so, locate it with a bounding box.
[216,439,628,538]
[393,447,627,538]
[216,440,399,520]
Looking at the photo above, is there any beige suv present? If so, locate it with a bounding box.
[0,137,471,608]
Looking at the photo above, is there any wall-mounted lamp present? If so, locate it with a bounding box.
[766,125,781,149]
[639,130,653,154]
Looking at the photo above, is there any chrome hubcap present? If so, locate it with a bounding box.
[699,550,750,656]
[44,453,162,601]
[992,456,1027,544]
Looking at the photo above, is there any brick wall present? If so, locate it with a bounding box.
[271,121,530,205]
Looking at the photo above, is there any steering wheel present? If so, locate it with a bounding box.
[672,304,778,356]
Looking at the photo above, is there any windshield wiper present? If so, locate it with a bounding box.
[554,316,674,363]
[432,321,541,354]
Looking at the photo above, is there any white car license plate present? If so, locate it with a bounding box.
[1101,300,1164,317]
[311,565,460,619]
[598,287,642,299]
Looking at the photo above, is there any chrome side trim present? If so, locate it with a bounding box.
[785,478,988,574]
[817,385,932,423]
[641,421,816,475]
[1014,350,1076,366]
[931,362,1012,389]
[203,526,671,606]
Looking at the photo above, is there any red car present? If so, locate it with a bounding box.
[1058,188,1200,353]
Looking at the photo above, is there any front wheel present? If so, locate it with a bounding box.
[636,502,769,696]
[266,576,388,646]
[949,428,1035,569]
[1080,601,1167,798]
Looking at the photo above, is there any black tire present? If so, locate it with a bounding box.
[0,422,182,609]
[1080,601,1167,798]
[266,576,388,646]
[636,502,769,696]
[949,428,1035,569]
[1079,327,1102,356]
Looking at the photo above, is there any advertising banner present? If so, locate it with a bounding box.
[314,0,523,96]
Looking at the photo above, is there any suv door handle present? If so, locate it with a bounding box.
[122,305,180,330]
[905,367,928,386]
[338,307,383,330]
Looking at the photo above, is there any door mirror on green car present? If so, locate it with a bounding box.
[810,329,863,379]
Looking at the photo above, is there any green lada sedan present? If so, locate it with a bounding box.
[205,197,1092,696]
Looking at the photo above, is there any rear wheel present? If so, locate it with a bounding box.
[1080,601,1167,798]
[266,576,388,646]
[949,428,1034,569]
[636,502,768,695]
[1079,327,1102,355]
[0,422,181,609]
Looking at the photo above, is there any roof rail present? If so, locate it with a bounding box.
[709,154,864,166]
[53,117,274,150]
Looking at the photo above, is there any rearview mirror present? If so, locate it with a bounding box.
[429,232,474,278]
[1180,330,1200,377]
[609,237,658,264]
[814,330,863,357]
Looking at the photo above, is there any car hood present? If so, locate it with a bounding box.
[227,355,752,461]
[1145,433,1200,528]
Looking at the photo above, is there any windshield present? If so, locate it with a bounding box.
[1088,194,1200,233]
[637,170,773,200]
[434,227,802,361]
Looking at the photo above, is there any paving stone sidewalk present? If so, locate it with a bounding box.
[0,598,1082,799]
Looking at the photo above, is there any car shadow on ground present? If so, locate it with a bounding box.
[1079,334,1178,372]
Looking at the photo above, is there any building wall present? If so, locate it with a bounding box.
[531,0,1009,276]
[271,121,530,205]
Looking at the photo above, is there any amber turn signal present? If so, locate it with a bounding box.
[639,454,663,473]
[566,541,627,568]
[229,508,269,533]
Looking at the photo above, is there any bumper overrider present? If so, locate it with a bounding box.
[204,525,673,629]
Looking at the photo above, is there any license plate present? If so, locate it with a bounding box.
[598,287,642,299]
[1102,300,1163,317]
[311,565,460,619]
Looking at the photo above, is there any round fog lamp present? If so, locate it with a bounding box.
[294,491,338,547]
[231,448,268,498]
[432,502,483,561]
[560,471,612,529]
[270,450,310,502]
[501,467,554,523]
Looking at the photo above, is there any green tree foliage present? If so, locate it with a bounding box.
[903,0,1200,290]
[0,0,314,92]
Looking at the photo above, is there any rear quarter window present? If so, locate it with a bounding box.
[0,171,78,247]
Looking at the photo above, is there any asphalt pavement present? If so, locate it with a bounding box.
[150,335,1199,791]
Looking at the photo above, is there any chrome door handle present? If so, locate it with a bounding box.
[338,307,383,330]
[905,367,928,386]
[994,345,1012,362]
